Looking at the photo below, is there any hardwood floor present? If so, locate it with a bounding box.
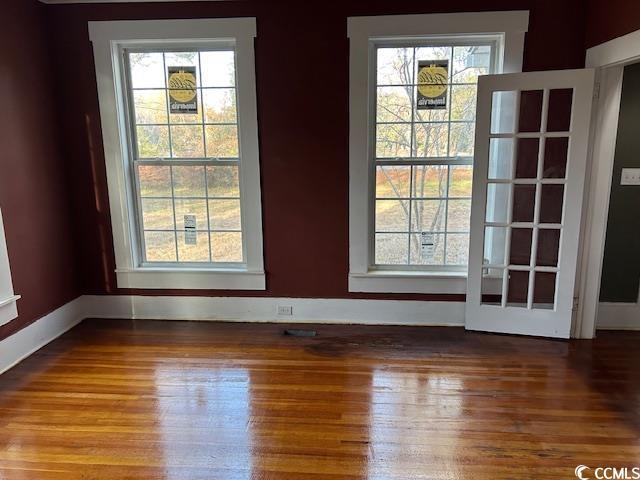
[0,319,639,479]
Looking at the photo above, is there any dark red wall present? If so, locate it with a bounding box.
[586,0,640,48]
[0,1,79,341]
[45,0,587,303]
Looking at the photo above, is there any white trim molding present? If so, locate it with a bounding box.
[0,297,85,375]
[83,294,466,326]
[0,208,19,326]
[597,288,640,330]
[88,18,265,290]
[575,28,640,338]
[347,11,529,294]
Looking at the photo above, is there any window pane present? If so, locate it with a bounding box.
[414,123,448,157]
[377,48,413,85]
[412,165,447,198]
[450,85,477,121]
[449,165,473,197]
[171,125,205,158]
[375,233,408,265]
[172,166,206,197]
[144,231,176,262]
[376,87,412,123]
[376,124,411,158]
[447,199,471,232]
[205,125,239,158]
[446,233,469,265]
[211,232,243,262]
[138,165,171,197]
[452,46,491,84]
[137,126,170,158]
[133,90,167,124]
[411,200,446,232]
[449,123,475,157]
[164,52,201,86]
[375,200,409,232]
[129,52,165,89]
[203,88,237,123]
[409,233,445,265]
[168,88,203,124]
[207,166,240,197]
[201,51,235,87]
[177,232,210,262]
[376,166,410,198]
[209,199,242,230]
[175,199,208,230]
[141,199,174,230]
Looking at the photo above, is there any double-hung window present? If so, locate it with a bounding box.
[90,19,264,290]
[348,12,528,294]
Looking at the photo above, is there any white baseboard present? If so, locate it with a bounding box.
[83,294,466,326]
[597,302,640,330]
[0,296,85,375]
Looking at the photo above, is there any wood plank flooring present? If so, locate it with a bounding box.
[0,319,639,479]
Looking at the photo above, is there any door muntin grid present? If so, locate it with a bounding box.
[371,40,499,270]
[480,88,573,310]
[121,46,246,267]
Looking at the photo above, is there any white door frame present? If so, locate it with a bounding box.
[574,29,640,338]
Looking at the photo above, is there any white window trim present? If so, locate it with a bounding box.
[89,18,265,290]
[0,208,20,326]
[347,11,529,294]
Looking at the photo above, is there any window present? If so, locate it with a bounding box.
[374,42,497,269]
[126,48,242,264]
[348,12,528,293]
[90,19,264,290]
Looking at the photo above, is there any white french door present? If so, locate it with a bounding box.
[465,69,595,338]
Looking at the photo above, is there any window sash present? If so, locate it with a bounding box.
[120,45,247,267]
[369,38,498,269]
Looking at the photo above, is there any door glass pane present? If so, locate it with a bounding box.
[514,138,539,179]
[518,90,543,133]
[481,268,503,305]
[486,183,510,223]
[543,137,569,178]
[536,228,561,267]
[488,138,513,180]
[507,270,529,307]
[490,90,517,134]
[547,88,573,132]
[533,272,556,309]
[509,228,532,265]
[540,185,564,224]
[512,184,536,223]
[484,226,507,266]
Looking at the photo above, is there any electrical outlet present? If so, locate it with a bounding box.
[277,305,293,316]
[621,168,640,185]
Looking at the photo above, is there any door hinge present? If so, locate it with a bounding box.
[593,82,601,101]
[572,296,580,311]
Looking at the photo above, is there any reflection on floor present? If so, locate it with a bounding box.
[0,319,639,479]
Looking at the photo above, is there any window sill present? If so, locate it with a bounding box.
[0,295,20,327]
[349,270,467,294]
[115,268,266,290]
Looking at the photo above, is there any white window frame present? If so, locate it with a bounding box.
[0,207,20,326]
[89,18,265,290]
[348,11,529,294]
